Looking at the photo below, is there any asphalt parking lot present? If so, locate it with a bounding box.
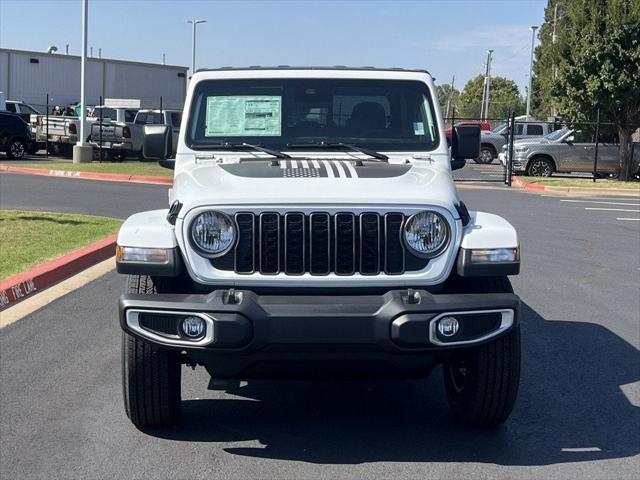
[1,172,638,479]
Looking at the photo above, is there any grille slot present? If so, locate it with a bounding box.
[235,213,255,273]
[360,213,380,274]
[310,213,330,274]
[285,213,305,274]
[384,213,405,274]
[259,213,280,274]
[213,212,424,275]
[335,213,356,275]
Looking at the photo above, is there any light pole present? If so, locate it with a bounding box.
[187,19,207,78]
[526,25,538,119]
[73,0,92,163]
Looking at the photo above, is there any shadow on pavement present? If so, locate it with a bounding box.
[147,302,640,466]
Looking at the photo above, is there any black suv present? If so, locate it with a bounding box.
[0,111,31,159]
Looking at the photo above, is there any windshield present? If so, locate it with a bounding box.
[545,127,570,141]
[21,104,40,114]
[492,122,507,134]
[186,78,439,151]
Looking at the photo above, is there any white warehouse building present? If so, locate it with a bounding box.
[0,48,188,112]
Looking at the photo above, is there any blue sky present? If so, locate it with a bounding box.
[0,0,546,93]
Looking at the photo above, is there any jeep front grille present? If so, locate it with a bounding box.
[210,212,429,275]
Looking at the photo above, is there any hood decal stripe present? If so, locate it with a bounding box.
[321,160,335,178]
[342,160,358,178]
[220,160,412,178]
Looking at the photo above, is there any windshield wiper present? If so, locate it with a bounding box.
[287,141,389,163]
[201,142,291,159]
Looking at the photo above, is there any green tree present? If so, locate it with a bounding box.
[435,83,460,118]
[457,75,524,120]
[531,0,562,118]
[540,0,640,180]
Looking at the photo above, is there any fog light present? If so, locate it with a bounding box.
[438,316,459,337]
[181,316,205,339]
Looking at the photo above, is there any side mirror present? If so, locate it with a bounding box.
[143,124,172,160]
[452,124,480,163]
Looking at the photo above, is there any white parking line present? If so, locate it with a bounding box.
[561,199,640,206]
[585,207,640,212]
[617,218,640,221]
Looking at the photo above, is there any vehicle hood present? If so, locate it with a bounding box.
[172,155,459,215]
[512,138,553,147]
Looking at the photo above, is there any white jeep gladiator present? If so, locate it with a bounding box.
[116,67,521,429]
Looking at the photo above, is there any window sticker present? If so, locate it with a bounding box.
[205,96,282,137]
[413,121,425,135]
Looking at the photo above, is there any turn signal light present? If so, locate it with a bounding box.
[116,246,169,263]
[470,247,520,263]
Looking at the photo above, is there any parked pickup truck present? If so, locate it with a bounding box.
[116,67,522,430]
[34,115,79,157]
[35,105,139,157]
[478,118,555,164]
[90,109,181,159]
[503,127,640,177]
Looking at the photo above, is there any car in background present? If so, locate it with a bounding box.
[444,121,490,144]
[90,109,181,160]
[0,111,32,159]
[4,101,42,153]
[479,119,555,164]
[505,127,640,177]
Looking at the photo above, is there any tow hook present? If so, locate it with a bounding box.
[405,288,421,305]
[223,288,242,305]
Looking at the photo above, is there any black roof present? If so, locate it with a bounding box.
[196,65,430,74]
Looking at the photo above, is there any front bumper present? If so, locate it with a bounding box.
[120,289,520,378]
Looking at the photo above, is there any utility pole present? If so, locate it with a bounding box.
[526,25,538,119]
[485,50,493,120]
[480,50,493,120]
[187,19,207,79]
[445,75,455,119]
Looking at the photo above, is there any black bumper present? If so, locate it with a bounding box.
[119,289,520,378]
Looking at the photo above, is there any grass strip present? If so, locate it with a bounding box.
[0,210,122,279]
[520,177,640,190]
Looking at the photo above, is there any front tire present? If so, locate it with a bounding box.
[527,156,553,177]
[122,275,181,428]
[7,138,26,159]
[475,145,495,164]
[442,276,521,427]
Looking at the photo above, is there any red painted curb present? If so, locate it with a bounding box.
[0,235,117,311]
[0,164,172,185]
[512,177,546,191]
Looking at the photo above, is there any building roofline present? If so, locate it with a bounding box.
[196,65,431,75]
[0,47,187,71]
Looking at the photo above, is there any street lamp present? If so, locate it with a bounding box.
[525,25,538,119]
[187,19,207,78]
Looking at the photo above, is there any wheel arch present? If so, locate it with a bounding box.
[480,142,498,156]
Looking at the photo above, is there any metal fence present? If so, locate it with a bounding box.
[447,111,640,184]
[444,115,511,184]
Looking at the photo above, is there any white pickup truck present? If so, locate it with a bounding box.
[90,109,181,160]
[116,67,521,429]
[35,105,139,157]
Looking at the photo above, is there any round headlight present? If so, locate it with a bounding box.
[190,211,235,257]
[404,211,449,258]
